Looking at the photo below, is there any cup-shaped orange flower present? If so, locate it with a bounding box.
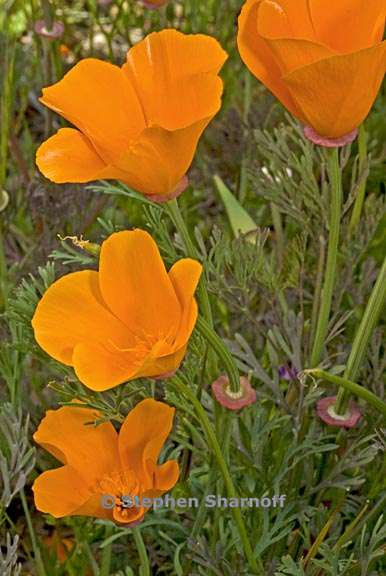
[33,399,179,525]
[237,0,386,143]
[32,229,202,391]
[36,29,228,201]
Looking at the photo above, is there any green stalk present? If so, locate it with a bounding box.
[20,489,46,576]
[310,148,343,367]
[100,525,113,576]
[169,374,262,574]
[335,253,386,414]
[196,316,240,393]
[0,39,15,187]
[270,203,284,269]
[349,124,368,234]
[40,0,53,30]
[81,541,99,576]
[132,527,150,576]
[304,369,386,418]
[333,500,369,551]
[166,198,213,328]
[310,235,326,354]
[303,492,346,568]
[239,69,252,203]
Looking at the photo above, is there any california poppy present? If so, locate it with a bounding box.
[36,29,227,201]
[33,399,179,525]
[32,229,202,391]
[237,0,386,142]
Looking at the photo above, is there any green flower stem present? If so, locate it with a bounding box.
[40,0,53,29]
[310,148,343,367]
[100,525,113,576]
[166,198,213,328]
[334,253,386,414]
[239,69,252,203]
[310,235,326,355]
[304,369,386,418]
[196,316,240,393]
[132,527,150,576]
[170,374,263,574]
[20,489,46,576]
[270,202,284,269]
[349,124,368,234]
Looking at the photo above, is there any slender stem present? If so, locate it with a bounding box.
[180,346,209,481]
[132,526,150,576]
[270,203,284,269]
[303,492,346,568]
[166,198,213,328]
[304,369,386,417]
[310,235,326,355]
[0,39,15,187]
[196,316,240,393]
[335,254,386,414]
[169,374,262,574]
[190,467,218,538]
[239,69,252,203]
[369,454,386,498]
[81,539,100,576]
[349,124,368,234]
[334,493,386,545]
[20,489,46,576]
[333,501,370,551]
[310,148,342,367]
[100,525,113,576]
[40,0,53,29]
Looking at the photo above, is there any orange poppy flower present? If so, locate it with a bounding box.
[33,399,179,525]
[237,0,386,141]
[36,29,227,201]
[31,229,202,391]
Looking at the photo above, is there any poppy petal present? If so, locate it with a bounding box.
[258,0,316,39]
[237,0,305,121]
[168,258,202,310]
[257,1,335,74]
[284,42,386,138]
[72,341,146,391]
[72,493,114,520]
[112,503,145,525]
[33,405,120,483]
[35,128,127,184]
[32,466,93,517]
[122,29,227,131]
[98,230,181,338]
[146,460,180,491]
[310,0,386,52]
[40,59,146,163]
[134,341,188,379]
[168,259,201,349]
[32,270,132,365]
[114,120,210,197]
[118,399,176,486]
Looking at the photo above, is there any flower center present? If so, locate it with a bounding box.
[94,469,145,522]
